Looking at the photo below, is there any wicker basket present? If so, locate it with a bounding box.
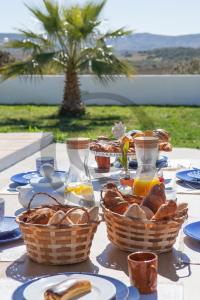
[16,193,100,265]
[101,201,187,253]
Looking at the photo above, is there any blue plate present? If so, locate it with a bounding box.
[12,272,138,300]
[184,221,200,241]
[129,155,168,170]
[187,170,200,181]
[176,170,200,184]
[11,171,66,185]
[0,217,19,238]
[0,229,22,243]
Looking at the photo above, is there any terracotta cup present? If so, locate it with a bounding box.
[127,251,158,294]
[95,156,110,170]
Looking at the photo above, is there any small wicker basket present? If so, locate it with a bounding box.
[101,201,187,253]
[16,193,100,265]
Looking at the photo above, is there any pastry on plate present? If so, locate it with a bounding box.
[44,278,92,300]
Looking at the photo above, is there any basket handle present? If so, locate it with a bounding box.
[59,207,91,225]
[100,190,104,201]
[28,192,64,210]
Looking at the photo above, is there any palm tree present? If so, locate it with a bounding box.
[0,0,132,116]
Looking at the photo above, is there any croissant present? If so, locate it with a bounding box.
[159,142,172,152]
[153,129,170,142]
[110,201,129,215]
[103,189,124,208]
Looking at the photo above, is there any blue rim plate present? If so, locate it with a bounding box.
[187,170,200,181]
[12,272,138,300]
[129,155,168,170]
[0,229,22,244]
[176,170,200,184]
[114,155,168,170]
[0,217,19,238]
[184,221,200,241]
[11,171,66,185]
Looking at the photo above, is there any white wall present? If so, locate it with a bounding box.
[0,75,200,106]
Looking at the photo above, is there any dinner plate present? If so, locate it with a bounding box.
[176,170,200,184]
[11,171,66,185]
[183,221,200,241]
[12,272,133,300]
[0,217,19,238]
[187,170,200,181]
[0,229,22,244]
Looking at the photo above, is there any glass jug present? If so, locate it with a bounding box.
[65,138,95,207]
[133,137,160,196]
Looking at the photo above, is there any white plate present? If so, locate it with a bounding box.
[23,274,116,300]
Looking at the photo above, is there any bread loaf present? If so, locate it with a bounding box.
[152,200,177,221]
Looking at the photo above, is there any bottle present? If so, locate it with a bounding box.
[65,138,95,207]
[133,137,160,197]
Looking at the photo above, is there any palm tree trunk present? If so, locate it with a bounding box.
[59,69,85,116]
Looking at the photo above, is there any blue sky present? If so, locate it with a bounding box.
[0,0,200,35]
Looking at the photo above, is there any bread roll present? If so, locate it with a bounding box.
[152,200,177,221]
[26,208,55,225]
[142,183,166,213]
[44,278,92,300]
[124,203,147,220]
[88,206,99,222]
[141,205,154,220]
[48,210,73,225]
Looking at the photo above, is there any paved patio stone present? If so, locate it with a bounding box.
[0,132,53,172]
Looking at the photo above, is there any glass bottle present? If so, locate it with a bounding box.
[133,137,160,196]
[65,138,95,207]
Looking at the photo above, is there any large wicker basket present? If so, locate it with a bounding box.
[101,202,187,253]
[16,193,100,265]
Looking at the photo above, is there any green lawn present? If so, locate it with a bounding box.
[0,105,199,148]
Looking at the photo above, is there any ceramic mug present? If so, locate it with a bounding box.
[128,251,158,294]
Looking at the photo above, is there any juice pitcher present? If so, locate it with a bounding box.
[65,138,95,207]
[133,136,160,196]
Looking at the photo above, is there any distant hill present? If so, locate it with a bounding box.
[2,32,200,53]
[0,33,22,45]
[108,33,200,54]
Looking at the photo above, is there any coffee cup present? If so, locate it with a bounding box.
[128,251,158,294]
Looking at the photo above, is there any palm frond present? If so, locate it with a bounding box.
[0,51,57,80]
[25,0,62,35]
[18,29,54,48]
[5,39,41,54]
[63,1,105,41]
[101,27,132,40]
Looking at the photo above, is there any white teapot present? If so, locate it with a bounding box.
[17,164,65,208]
